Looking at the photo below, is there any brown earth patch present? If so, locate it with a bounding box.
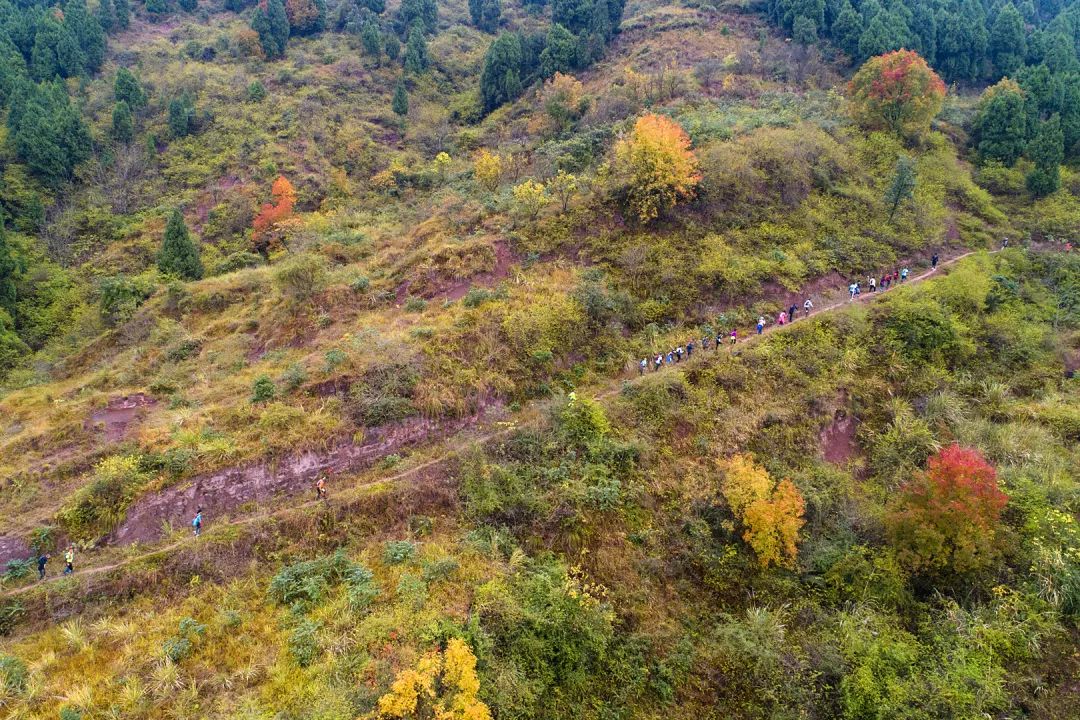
[85,393,157,443]
[107,405,501,548]
[821,411,858,465]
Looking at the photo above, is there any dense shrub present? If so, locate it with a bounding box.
[56,455,148,541]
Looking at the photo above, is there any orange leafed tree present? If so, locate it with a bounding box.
[722,454,806,569]
[887,444,1008,576]
[848,49,946,138]
[252,175,296,254]
[613,113,700,224]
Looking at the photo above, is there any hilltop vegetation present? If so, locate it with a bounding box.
[0,0,1078,716]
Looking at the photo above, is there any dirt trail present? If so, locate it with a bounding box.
[0,248,998,599]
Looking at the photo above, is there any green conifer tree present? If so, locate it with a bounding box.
[1025,113,1063,197]
[112,100,134,143]
[114,67,146,108]
[158,209,203,280]
[403,24,428,73]
[392,80,409,115]
[989,3,1026,77]
[114,0,131,29]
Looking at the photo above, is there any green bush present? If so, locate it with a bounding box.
[272,253,327,303]
[268,550,376,611]
[251,375,276,403]
[382,540,416,565]
[288,619,322,667]
[56,455,149,541]
[347,362,418,426]
[0,653,27,696]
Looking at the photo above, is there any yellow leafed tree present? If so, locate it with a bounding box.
[721,455,806,569]
[613,113,700,223]
[371,638,492,720]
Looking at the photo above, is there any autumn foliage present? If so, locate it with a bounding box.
[887,444,1008,576]
[613,113,700,224]
[371,637,492,720]
[721,454,806,569]
[848,49,946,138]
[251,175,296,255]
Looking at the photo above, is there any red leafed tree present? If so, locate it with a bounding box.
[848,49,946,138]
[252,175,296,256]
[887,444,1008,576]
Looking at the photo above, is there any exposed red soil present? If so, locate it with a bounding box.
[85,393,157,443]
[107,406,501,548]
[820,410,858,464]
[396,241,515,303]
[443,240,515,301]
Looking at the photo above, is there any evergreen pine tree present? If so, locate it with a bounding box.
[0,219,19,317]
[97,0,116,33]
[988,3,1026,77]
[469,0,500,32]
[64,0,106,73]
[361,19,382,58]
[269,0,291,55]
[884,155,916,220]
[112,100,134,143]
[403,24,428,73]
[396,0,437,34]
[974,81,1028,165]
[480,32,523,111]
[7,80,92,186]
[392,79,408,115]
[114,0,131,29]
[539,23,576,77]
[830,1,863,59]
[1025,113,1063,197]
[114,67,146,108]
[168,94,195,137]
[384,31,400,59]
[0,32,28,106]
[158,209,203,280]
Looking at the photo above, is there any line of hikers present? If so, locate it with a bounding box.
[847,259,930,300]
[639,298,817,374]
[31,474,337,581]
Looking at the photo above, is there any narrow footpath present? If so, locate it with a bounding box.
[0,247,998,600]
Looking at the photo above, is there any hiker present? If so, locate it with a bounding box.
[730,328,737,345]
[686,340,694,358]
[37,553,50,580]
[316,474,328,500]
[63,545,74,575]
[666,350,674,365]
[869,276,876,292]
[848,282,857,301]
[804,298,814,315]
[901,267,909,282]
[675,346,684,362]
[855,282,861,296]
[789,304,798,322]
[1002,237,1009,249]
[756,316,765,334]
[702,334,711,351]
[931,253,939,269]
[893,269,900,284]
[639,358,647,375]
[717,333,724,349]
[192,508,203,537]
[654,354,663,371]
[778,311,787,326]
[882,274,890,290]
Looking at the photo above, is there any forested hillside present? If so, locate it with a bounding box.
[0,0,1078,716]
